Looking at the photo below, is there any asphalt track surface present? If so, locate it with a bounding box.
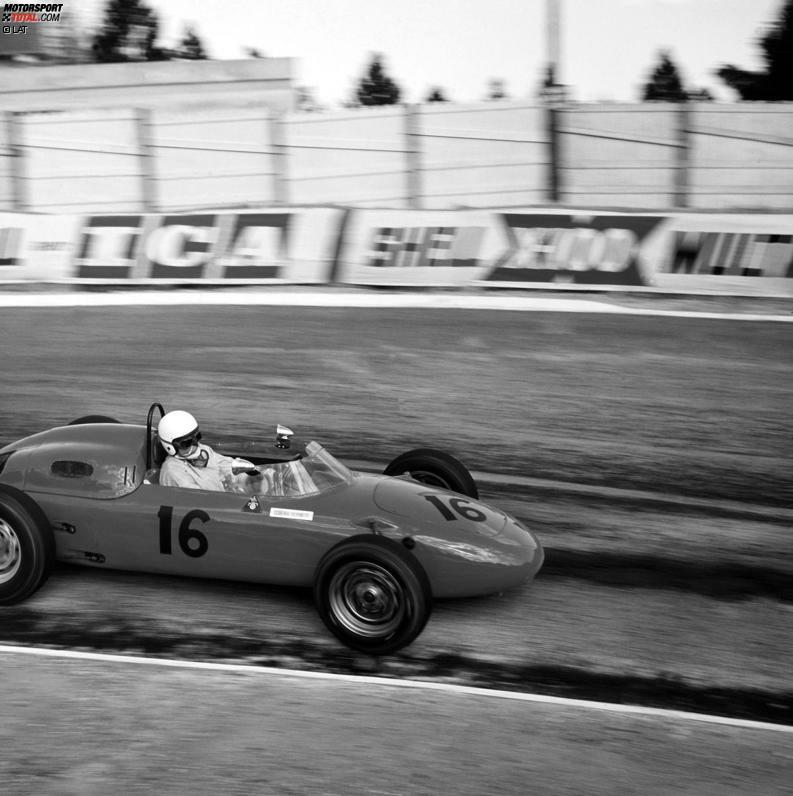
[1,292,791,792]
[2,650,792,796]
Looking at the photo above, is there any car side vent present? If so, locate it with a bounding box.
[51,460,94,479]
[0,451,11,475]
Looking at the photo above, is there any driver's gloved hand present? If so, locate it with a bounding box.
[231,459,261,477]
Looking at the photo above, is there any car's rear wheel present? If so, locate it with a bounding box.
[0,485,55,605]
[313,535,431,655]
[68,415,120,425]
[384,448,478,499]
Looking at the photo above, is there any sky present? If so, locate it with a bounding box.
[80,0,783,105]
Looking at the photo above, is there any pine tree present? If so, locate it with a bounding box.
[486,78,508,100]
[176,26,208,60]
[426,87,448,103]
[296,86,323,112]
[91,0,168,62]
[642,51,688,101]
[355,54,401,106]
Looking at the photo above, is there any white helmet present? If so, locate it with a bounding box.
[158,410,202,458]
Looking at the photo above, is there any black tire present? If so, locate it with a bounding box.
[0,485,55,605]
[313,535,432,655]
[68,415,120,425]
[384,448,478,499]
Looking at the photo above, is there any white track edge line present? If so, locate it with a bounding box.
[1,644,790,734]
[0,291,790,321]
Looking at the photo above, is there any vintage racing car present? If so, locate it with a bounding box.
[0,403,543,654]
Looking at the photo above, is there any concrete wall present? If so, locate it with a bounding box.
[4,58,294,213]
[24,107,142,212]
[2,83,793,212]
[419,103,548,208]
[285,107,408,207]
[559,102,793,211]
[0,116,19,209]
[153,104,278,211]
[688,103,793,210]
[561,103,681,208]
[0,58,294,112]
[282,101,550,209]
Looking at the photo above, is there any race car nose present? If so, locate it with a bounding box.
[373,476,508,534]
[504,515,544,580]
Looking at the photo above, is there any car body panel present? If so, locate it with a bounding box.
[6,424,146,499]
[0,423,544,599]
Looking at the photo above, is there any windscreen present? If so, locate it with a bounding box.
[255,441,353,498]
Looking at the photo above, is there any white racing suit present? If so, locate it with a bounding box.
[159,444,260,493]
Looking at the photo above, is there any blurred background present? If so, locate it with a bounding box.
[1,0,792,213]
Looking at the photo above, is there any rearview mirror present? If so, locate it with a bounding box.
[275,424,294,449]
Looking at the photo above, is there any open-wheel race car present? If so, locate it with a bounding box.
[0,403,543,654]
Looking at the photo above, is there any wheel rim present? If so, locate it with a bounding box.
[406,469,452,490]
[328,561,406,639]
[0,518,22,584]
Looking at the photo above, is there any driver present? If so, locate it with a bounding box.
[157,410,262,492]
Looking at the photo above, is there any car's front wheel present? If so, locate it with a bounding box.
[0,485,55,605]
[384,448,478,499]
[313,535,431,655]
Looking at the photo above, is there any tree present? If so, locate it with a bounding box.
[486,78,508,100]
[91,0,168,62]
[175,26,208,60]
[355,54,401,106]
[642,51,688,101]
[295,86,324,112]
[33,6,92,63]
[425,87,448,103]
[717,0,793,100]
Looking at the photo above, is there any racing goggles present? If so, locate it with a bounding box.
[172,428,202,454]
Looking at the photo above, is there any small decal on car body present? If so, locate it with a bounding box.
[243,495,262,513]
[270,507,314,521]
